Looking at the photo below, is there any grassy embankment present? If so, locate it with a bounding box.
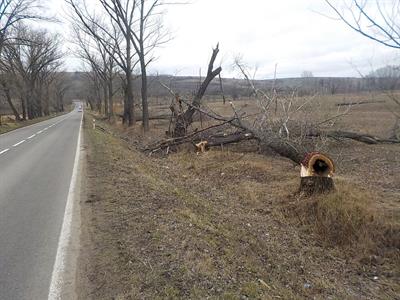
[0,110,71,134]
[78,112,399,299]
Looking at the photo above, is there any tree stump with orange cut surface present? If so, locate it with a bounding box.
[299,152,335,195]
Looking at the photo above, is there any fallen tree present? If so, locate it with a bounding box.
[336,100,386,107]
[117,113,171,122]
[308,130,400,144]
[146,101,337,195]
[148,50,400,196]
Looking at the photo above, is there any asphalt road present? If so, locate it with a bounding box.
[0,107,82,300]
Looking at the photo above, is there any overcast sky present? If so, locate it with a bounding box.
[49,0,398,79]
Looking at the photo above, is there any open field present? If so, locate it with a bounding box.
[113,90,400,137]
[78,92,399,299]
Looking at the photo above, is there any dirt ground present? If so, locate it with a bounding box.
[77,93,399,299]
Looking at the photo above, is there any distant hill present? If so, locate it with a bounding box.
[148,75,399,99]
[3,73,397,114]
[58,72,400,99]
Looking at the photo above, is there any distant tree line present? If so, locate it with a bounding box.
[0,0,68,121]
[57,70,400,106]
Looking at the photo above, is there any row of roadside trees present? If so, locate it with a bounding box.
[0,0,68,122]
[66,0,175,132]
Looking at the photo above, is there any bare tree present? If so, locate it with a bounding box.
[0,0,51,50]
[301,70,314,78]
[81,71,99,111]
[52,73,69,112]
[325,0,400,49]
[326,1,400,137]
[0,26,63,119]
[150,56,400,193]
[128,0,171,131]
[72,25,117,118]
[0,0,54,120]
[67,0,175,131]
[0,73,21,120]
[66,0,138,125]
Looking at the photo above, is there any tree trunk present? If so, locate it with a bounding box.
[43,86,50,116]
[138,0,149,132]
[21,97,26,120]
[27,95,34,119]
[87,98,94,111]
[299,177,335,195]
[103,84,108,117]
[122,84,127,125]
[140,56,149,132]
[308,129,400,144]
[35,89,43,118]
[259,136,305,165]
[124,69,135,126]
[97,97,101,113]
[233,120,336,196]
[259,135,336,195]
[108,76,114,120]
[123,30,135,126]
[2,86,21,121]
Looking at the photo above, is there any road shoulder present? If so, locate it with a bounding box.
[47,112,83,300]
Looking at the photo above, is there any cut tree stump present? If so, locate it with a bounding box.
[298,152,335,195]
[299,177,335,195]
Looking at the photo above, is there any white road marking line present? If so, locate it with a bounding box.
[12,140,26,147]
[0,111,73,137]
[45,116,69,130]
[48,111,83,300]
[0,148,10,155]
[0,108,78,158]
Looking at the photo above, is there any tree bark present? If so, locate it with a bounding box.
[124,70,135,126]
[206,131,254,147]
[124,32,135,126]
[43,86,50,116]
[2,85,21,121]
[21,97,26,120]
[224,116,337,196]
[299,177,335,195]
[108,72,114,120]
[103,83,108,117]
[117,113,170,121]
[140,56,149,132]
[336,100,385,106]
[308,130,400,144]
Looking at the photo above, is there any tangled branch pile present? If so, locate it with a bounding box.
[147,47,399,157]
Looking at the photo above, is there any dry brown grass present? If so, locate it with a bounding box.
[78,109,399,299]
[0,111,69,134]
[285,183,399,253]
[80,90,400,298]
